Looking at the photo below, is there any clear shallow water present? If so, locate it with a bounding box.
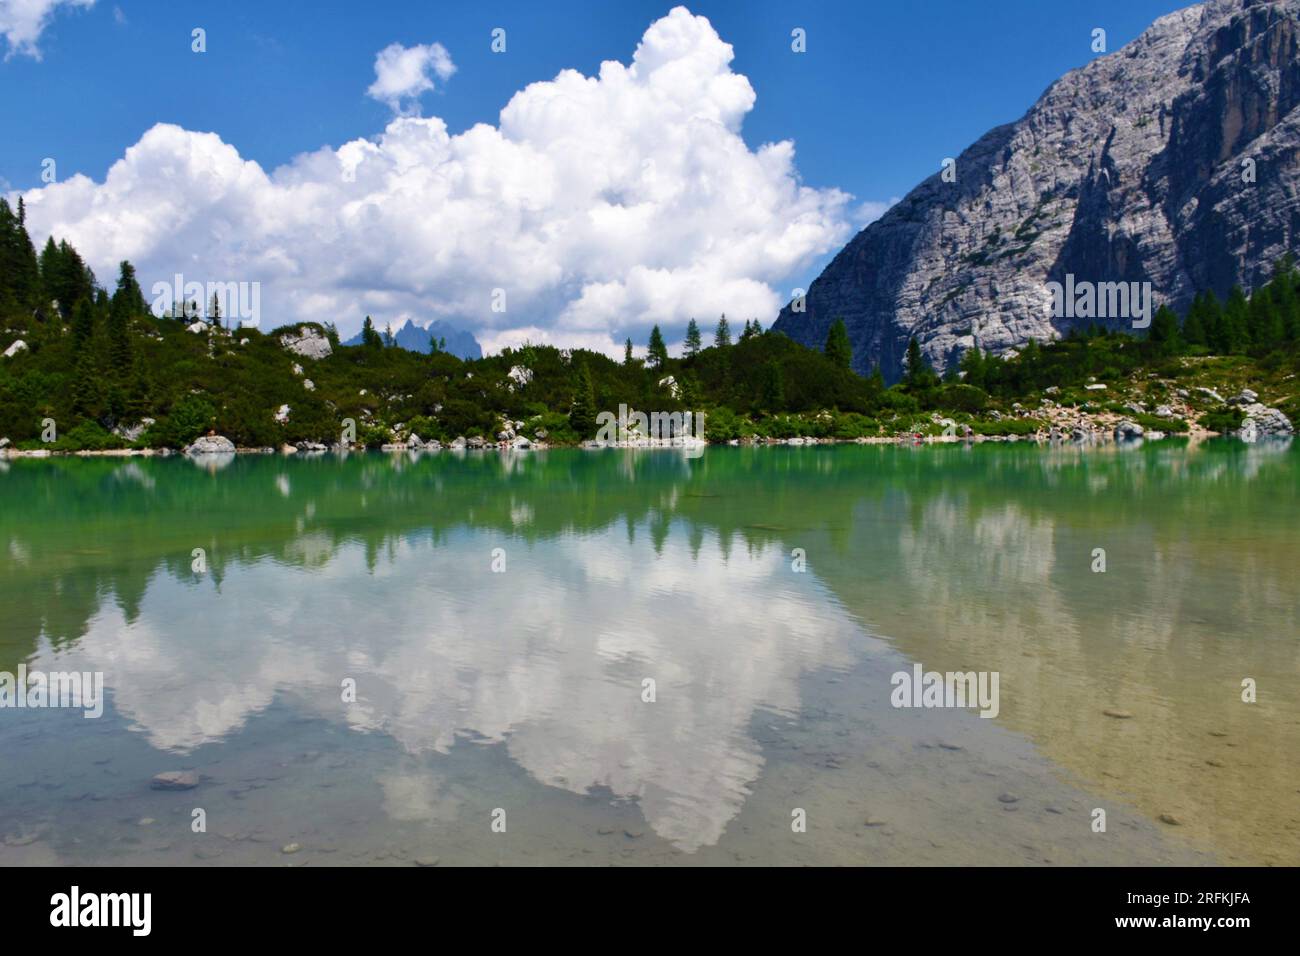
[0,442,1295,865]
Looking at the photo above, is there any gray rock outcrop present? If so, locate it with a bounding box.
[278,326,333,360]
[185,435,236,455]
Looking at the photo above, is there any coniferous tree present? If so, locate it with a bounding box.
[569,362,598,437]
[108,291,133,377]
[1269,256,1300,342]
[714,314,731,348]
[361,315,382,349]
[1220,286,1250,354]
[1181,293,1207,347]
[647,325,668,368]
[1200,289,1225,350]
[684,319,702,358]
[40,239,94,318]
[957,346,985,389]
[624,338,634,365]
[1148,304,1181,357]
[866,364,886,398]
[0,198,40,311]
[72,345,104,421]
[71,296,95,352]
[127,350,153,420]
[904,337,937,388]
[824,318,852,369]
[112,261,145,314]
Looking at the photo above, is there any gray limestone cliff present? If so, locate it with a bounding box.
[773,0,1300,379]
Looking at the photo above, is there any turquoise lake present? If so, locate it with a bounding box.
[0,441,1296,865]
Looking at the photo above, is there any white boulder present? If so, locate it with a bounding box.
[278,326,333,360]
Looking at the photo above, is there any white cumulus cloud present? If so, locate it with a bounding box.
[367,40,456,114]
[0,0,94,59]
[16,6,858,356]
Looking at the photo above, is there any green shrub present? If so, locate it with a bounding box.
[1199,407,1245,433]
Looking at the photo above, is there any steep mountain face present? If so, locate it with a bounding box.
[773,0,1300,380]
[343,318,482,359]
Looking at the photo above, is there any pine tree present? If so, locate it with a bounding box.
[1247,285,1275,350]
[1181,293,1207,346]
[112,261,145,315]
[824,318,852,369]
[0,198,40,311]
[1220,286,1250,354]
[904,337,935,388]
[210,292,222,328]
[71,296,95,352]
[624,338,634,365]
[41,239,94,319]
[361,316,382,349]
[1270,257,1300,342]
[958,346,986,389]
[1148,305,1181,357]
[109,285,134,377]
[866,364,886,397]
[714,314,731,348]
[647,325,668,368]
[684,319,701,358]
[127,349,153,420]
[72,347,104,421]
[569,362,598,437]
[1200,289,1225,351]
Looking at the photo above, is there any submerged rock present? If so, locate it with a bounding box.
[150,770,200,791]
[1114,420,1144,441]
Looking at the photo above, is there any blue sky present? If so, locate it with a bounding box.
[1,0,1192,351]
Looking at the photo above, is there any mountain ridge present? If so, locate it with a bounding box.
[342,318,482,359]
[773,0,1300,380]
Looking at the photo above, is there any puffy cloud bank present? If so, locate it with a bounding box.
[17,6,854,355]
